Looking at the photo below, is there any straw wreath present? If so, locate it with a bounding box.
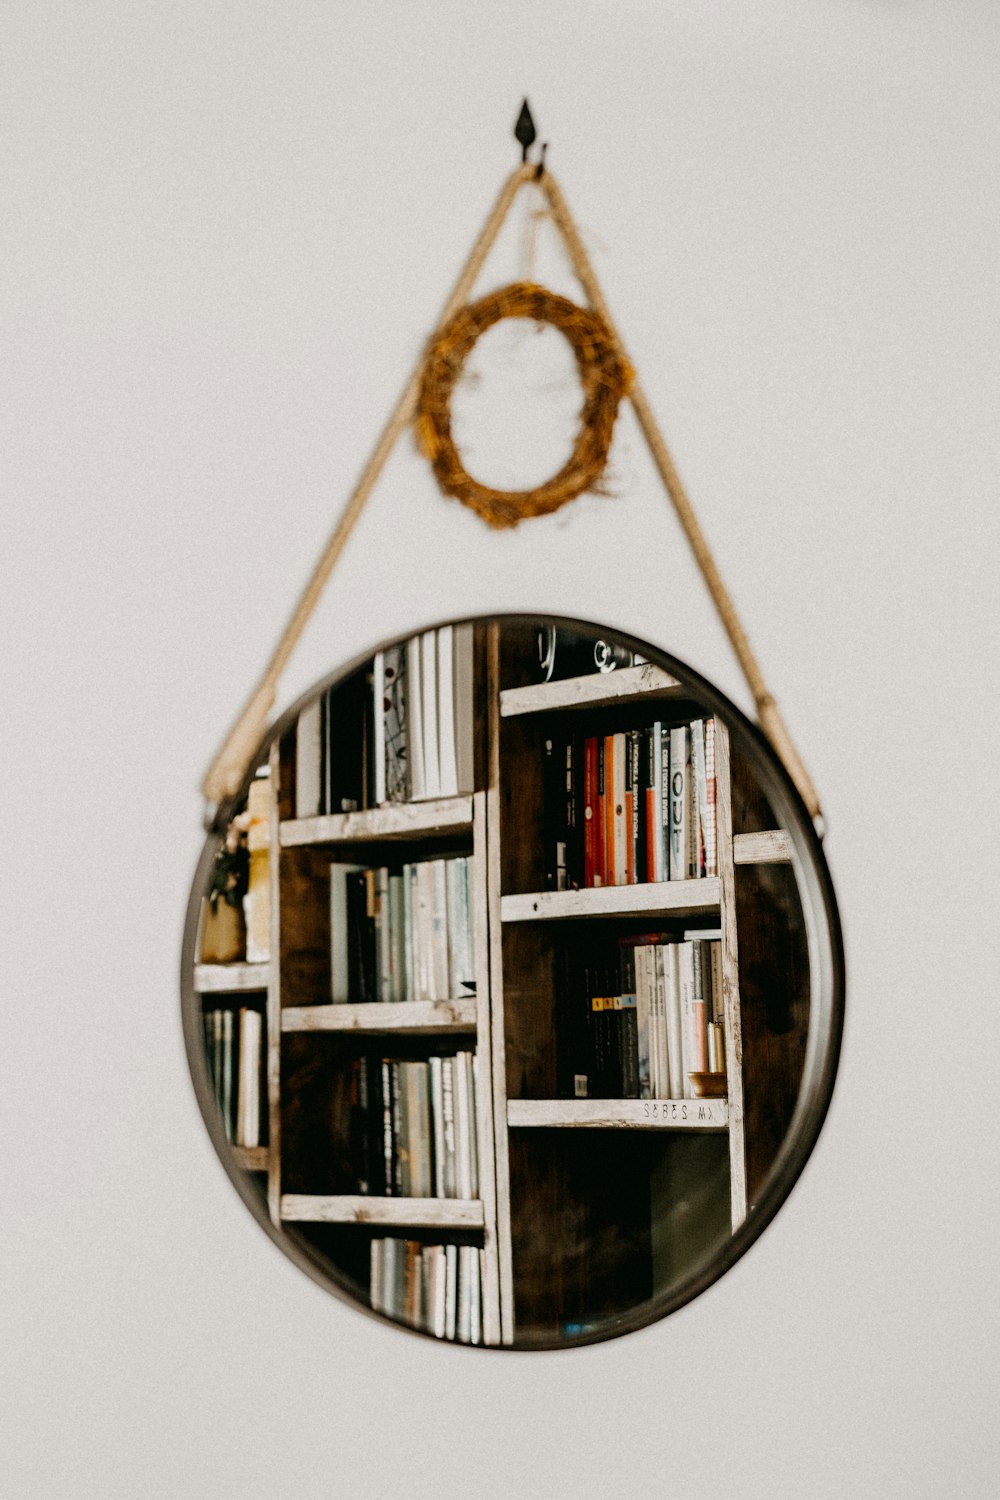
[415,281,632,529]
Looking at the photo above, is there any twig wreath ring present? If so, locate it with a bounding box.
[415,280,633,529]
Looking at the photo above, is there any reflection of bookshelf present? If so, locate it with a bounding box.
[194,622,809,1347]
[485,623,808,1346]
[259,628,499,1345]
[192,962,270,1176]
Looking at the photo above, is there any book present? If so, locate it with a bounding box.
[669,725,690,880]
[295,696,323,819]
[583,736,601,888]
[611,732,627,886]
[420,631,440,800]
[453,622,475,794]
[383,643,409,804]
[704,717,718,878]
[406,636,426,800]
[436,625,458,798]
[236,1007,262,1148]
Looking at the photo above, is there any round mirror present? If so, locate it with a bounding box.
[181,614,843,1348]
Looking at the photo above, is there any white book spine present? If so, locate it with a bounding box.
[431,1245,448,1339]
[430,858,449,1000]
[420,631,441,800]
[441,1056,457,1198]
[370,1238,383,1315]
[665,944,684,1100]
[377,866,391,1002]
[691,718,708,878]
[436,624,458,798]
[294,697,322,819]
[236,1007,262,1148]
[445,1244,458,1341]
[704,717,718,878]
[653,946,670,1100]
[679,941,696,1098]
[455,1050,473,1200]
[650,721,664,883]
[329,863,361,1002]
[453,622,475,794]
[634,945,651,1100]
[414,861,434,1003]
[469,1052,479,1198]
[429,1056,446,1199]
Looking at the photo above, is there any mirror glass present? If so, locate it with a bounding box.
[182,615,843,1348]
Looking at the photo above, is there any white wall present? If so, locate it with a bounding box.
[4,4,998,1495]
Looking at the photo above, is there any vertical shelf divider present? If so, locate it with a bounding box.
[486,624,516,1345]
[714,720,748,1228]
[266,738,283,1227]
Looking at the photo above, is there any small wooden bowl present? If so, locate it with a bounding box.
[688,1071,727,1099]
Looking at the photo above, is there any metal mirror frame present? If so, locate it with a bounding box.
[180,611,845,1348]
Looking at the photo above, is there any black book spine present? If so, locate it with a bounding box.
[621,1009,640,1099]
[542,735,562,891]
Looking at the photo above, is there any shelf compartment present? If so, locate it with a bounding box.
[733,830,792,865]
[279,1195,485,1229]
[501,878,721,923]
[508,1098,729,1131]
[194,962,271,993]
[281,999,478,1035]
[500,664,682,717]
[233,1145,270,1172]
[280,796,474,848]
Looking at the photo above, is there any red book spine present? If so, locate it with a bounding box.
[584,737,598,888]
[596,737,607,887]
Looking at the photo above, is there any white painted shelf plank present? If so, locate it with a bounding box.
[279,1195,485,1228]
[500,663,683,717]
[733,829,792,864]
[501,878,720,923]
[280,795,474,848]
[194,962,271,993]
[507,1098,729,1130]
[281,999,478,1034]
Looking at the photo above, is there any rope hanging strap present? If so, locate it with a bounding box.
[202,162,821,826]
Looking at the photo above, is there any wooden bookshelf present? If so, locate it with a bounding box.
[500,879,721,924]
[507,1098,730,1130]
[280,795,474,848]
[281,1000,478,1034]
[499,662,682,716]
[194,962,270,993]
[193,620,810,1348]
[279,1196,485,1229]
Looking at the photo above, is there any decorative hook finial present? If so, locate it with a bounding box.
[514,99,537,162]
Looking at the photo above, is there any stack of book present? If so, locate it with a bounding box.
[557,935,725,1101]
[543,717,718,890]
[329,856,475,1004]
[295,624,475,817]
[347,1050,479,1198]
[370,1238,484,1343]
[202,1006,265,1147]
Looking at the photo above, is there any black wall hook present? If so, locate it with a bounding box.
[514,99,537,162]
